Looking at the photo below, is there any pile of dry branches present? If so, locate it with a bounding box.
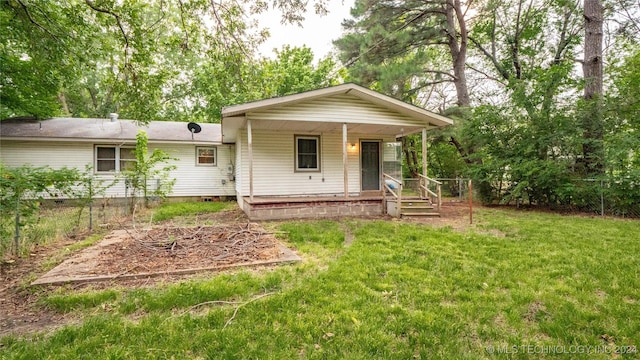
[94,223,282,275]
[131,223,278,263]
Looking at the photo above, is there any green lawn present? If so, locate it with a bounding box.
[2,208,639,359]
[151,201,232,223]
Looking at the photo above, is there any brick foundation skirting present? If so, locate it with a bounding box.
[246,200,383,220]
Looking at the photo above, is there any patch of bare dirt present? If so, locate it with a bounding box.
[523,301,548,324]
[1,243,73,338]
[405,201,473,230]
[406,202,508,237]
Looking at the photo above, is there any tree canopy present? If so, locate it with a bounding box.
[1,0,337,122]
[335,0,640,212]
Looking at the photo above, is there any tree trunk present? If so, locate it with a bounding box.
[402,136,420,178]
[445,0,470,107]
[581,0,604,175]
[58,92,71,115]
[443,0,480,168]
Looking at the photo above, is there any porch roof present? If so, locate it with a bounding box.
[221,83,453,143]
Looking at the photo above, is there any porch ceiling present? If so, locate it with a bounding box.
[252,119,429,135]
[221,117,431,143]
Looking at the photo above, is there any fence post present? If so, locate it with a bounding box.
[124,180,130,216]
[398,181,403,218]
[382,176,388,215]
[89,177,93,231]
[469,179,473,225]
[14,198,21,255]
[600,180,604,217]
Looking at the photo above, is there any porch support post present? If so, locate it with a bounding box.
[343,123,349,198]
[422,127,428,178]
[247,119,254,202]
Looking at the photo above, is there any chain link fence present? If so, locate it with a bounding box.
[436,178,472,202]
[401,178,472,200]
[2,175,177,257]
[487,178,640,218]
[1,197,133,257]
[555,179,639,218]
[404,177,639,218]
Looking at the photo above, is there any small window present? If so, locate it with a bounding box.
[96,147,116,172]
[119,147,137,171]
[295,135,320,171]
[197,147,216,166]
[95,146,135,173]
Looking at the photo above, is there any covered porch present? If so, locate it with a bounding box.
[221,83,453,220]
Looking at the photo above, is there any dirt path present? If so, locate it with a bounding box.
[1,236,74,337]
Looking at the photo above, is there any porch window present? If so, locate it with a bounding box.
[196,146,216,166]
[295,135,320,171]
[95,146,136,173]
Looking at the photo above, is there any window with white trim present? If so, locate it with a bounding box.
[95,146,136,173]
[197,146,217,166]
[295,135,320,171]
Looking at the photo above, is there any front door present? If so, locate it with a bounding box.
[361,141,380,191]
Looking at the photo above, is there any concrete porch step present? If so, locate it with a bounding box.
[401,200,434,208]
[402,206,437,213]
[401,205,435,209]
[401,212,441,217]
[400,198,440,217]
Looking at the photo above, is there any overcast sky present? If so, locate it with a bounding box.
[254,2,353,60]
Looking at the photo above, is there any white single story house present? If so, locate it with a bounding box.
[0,83,453,219]
[0,116,236,200]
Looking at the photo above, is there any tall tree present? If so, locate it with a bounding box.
[335,0,476,177]
[192,45,339,121]
[445,0,470,107]
[603,46,640,214]
[335,0,472,108]
[581,0,604,175]
[1,0,333,122]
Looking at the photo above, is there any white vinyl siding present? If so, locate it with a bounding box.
[162,144,233,197]
[0,141,235,198]
[235,134,242,192]
[236,129,394,197]
[229,94,412,198]
[246,94,425,127]
[235,133,243,207]
[1,141,93,169]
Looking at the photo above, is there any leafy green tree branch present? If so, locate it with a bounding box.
[120,131,177,214]
[0,164,80,255]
